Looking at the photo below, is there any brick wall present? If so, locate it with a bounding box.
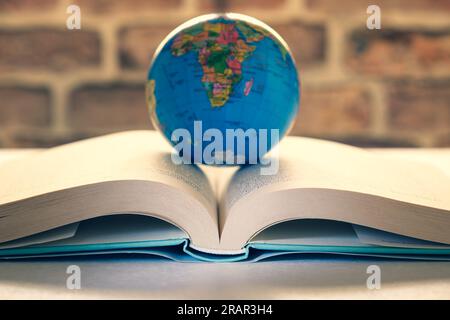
[0,0,449,148]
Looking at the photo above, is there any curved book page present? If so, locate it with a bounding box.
[0,131,219,250]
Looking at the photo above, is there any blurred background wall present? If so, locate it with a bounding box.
[0,0,449,148]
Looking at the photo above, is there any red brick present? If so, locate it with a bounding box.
[388,80,450,131]
[119,25,175,70]
[0,0,58,12]
[346,29,450,76]
[272,22,325,67]
[68,83,152,130]
[74,0,182,14]
[0,29,100,72]
[306,0,450,14]
[291,85,372,136]
[0,87,51,128]
[434,133,450,147]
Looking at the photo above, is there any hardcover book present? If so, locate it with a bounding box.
[0,130,449,262]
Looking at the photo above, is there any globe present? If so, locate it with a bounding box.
[147,13,300,165]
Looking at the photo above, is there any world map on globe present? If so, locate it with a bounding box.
[147,14,300,165]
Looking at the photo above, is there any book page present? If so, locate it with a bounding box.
[0,131,215,209]
[223,137,450,213]
[250,219,363,247]
[352,225,450,249]
[371,149,450,178]
[0,223,79,249]
[40,215,188,247]
[0,131,219,249]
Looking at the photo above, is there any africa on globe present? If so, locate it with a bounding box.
[146,13,300,165]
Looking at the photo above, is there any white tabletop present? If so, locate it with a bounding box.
[0,149,449,299]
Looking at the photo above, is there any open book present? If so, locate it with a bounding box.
[0,130,449,262]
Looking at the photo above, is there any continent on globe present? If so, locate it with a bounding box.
[170,20,287,108]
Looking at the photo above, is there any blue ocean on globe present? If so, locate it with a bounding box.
[147,13,300,165]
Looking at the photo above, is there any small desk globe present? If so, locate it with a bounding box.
[147,13,300,165]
